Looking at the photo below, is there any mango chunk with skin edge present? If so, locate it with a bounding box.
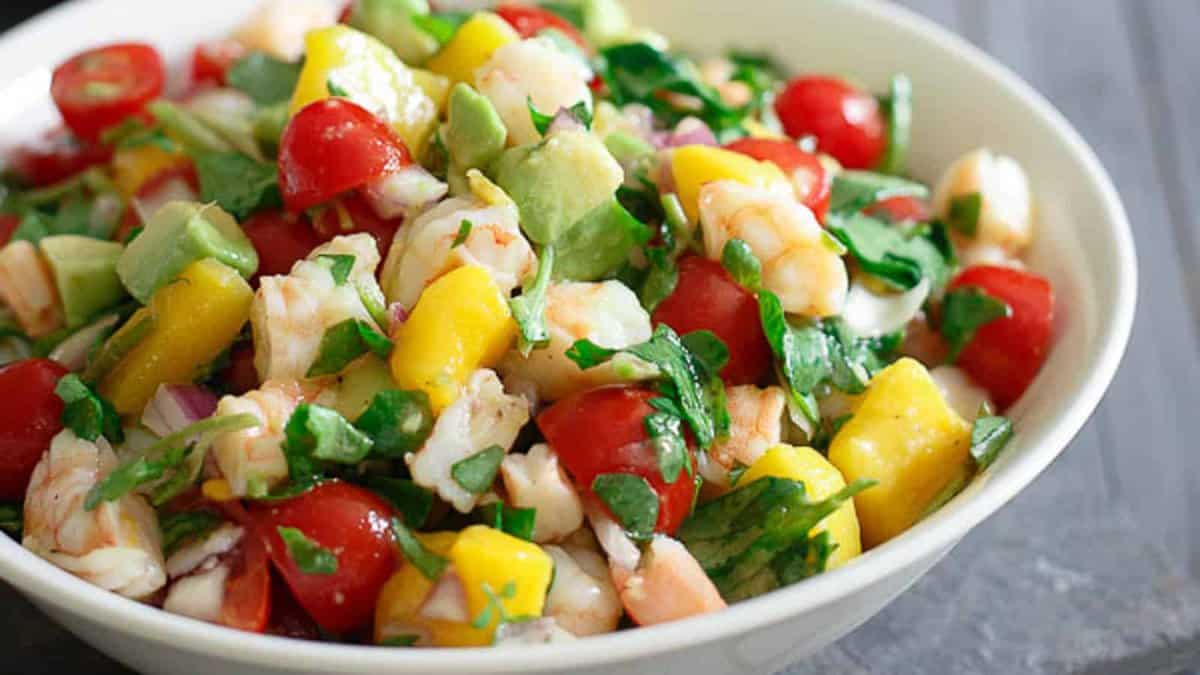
[670,145,789,223]
[740,444,862,569]
[828,358,973,548]
[99,259,253,415]
[389,265,516,412]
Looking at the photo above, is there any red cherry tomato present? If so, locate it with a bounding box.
[652,257,772,385]
[0,359,68,500]
[724,137,832,222]
[191,40,247,87]
[866,195,930,224]
[9,129,113,187]
[267,574,323,639]
[338,2,355,24]
[240,209,325,280]
[495,4,589,50]
[220,342,260,396]
[538,387,697,535]
[253,482,397,634]
[311,192,402,259]
[278,98,412,213]
[51,43,166,142]
[774,76,886,170]
[0,215,20,248]
[221,532,272,633]
[948,265,1055,410]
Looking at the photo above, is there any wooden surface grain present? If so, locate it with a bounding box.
[2,1,1198,673]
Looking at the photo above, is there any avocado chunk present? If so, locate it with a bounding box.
[39,236,127,328]
[348,0,440,66]
[491,129,624,245]
[604,130,654,166]
[118,201,258,303]
[446,83,508,171]
[554,197,650,281]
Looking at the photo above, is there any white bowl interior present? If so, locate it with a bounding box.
[0,1,1135,673]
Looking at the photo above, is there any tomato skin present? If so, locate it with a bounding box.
[652,257,772,385]
[0,359,68,500]
[221,342,260,396]
[191,40,246,86]
[724,137,832,222]
[311,192,402,259]
[0,215,20,248]
[774,76,886,170]
[9,129,113,187]
[253,482,397,635]
[538,387,697,535]
[866,195,930,224]
[495,4,590,49]
[51,43,166,142]
[220,531,272,633]
[948,265,1055,410]
[278,98,412,213]
[240,210,324,280]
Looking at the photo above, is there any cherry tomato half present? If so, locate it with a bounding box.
[9,128,114,187]
[0,359,68,500]
[865,195,931,224]
[0,215,20,248]
[774,75,886,170]
[538,387,697,535]
[948,265,1055,410]
[191,40,247,87]
[221,529,272,633]
[724,137,832,223]
[253,482,397,635]
[311,192,402,260]
[495,4,589,50]
[278,98,412,213]
[240,209,325,280]
[219,342,260,396]
[652,257,772,385]
[51,43,166,143]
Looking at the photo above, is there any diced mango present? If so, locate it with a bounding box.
[741,445,862,568]
[111,145,186,198]
[828,358,972,548]
[424,13,519,86]
[412,68,452,116]
[374,532,489,647]
[99,259,253,415]
[389,265,516,412]
[201,478,235,502]
[290,25,440,155]
[449,525,554,640]
[670,145,788,223]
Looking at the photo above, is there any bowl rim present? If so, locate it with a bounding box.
[0,0,1137,672]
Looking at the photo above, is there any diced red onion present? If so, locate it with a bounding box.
[546,107,587,135]
[653,116,718,150]
[621,104,656,142]
[363,165,448,220]
[133,178,199,224]
[387,302,410,331]
[419,571,470,623]
[142,383,220,438]
[48,314,120,371]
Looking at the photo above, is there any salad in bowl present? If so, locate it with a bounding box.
[0,0,1055,649]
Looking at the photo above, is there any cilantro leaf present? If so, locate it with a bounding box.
[391,516,448,581]
[226,52,302,105]
[367,476,434,528]
[947,192,983,236]
[680,330,730,376]
[480,502,537,542]
[451,446,505,495]
[160,511,221,556]
[55,374,123,444]
[355,390,434,458]
[599,42,743,134]
[592,473,659,540]
[307,318,393,377]
[317,254,356,286]
[940,286,1012,360]
[877,74,912,176]
[510,245,555,356]
[826,211,955,290]
[277,526,339,575]
[193,150,282,220]
[829,170,929,216]
[528,97,593,136]
[282,404,375,482]
[411,12,470,46]
[678,476,874,601]
[451,219,472,248]
[721,239,763,291]
[970,415,1014,470]
[564,339,617,369]
[9,212,49,244]
[644,410,687,483]
[639,246,678,312]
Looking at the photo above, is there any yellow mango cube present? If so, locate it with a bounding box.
[424,13,519,86]
[389,265,516,412]
[828,358,972,548]
[111,145,185,198]
[741,445,862,568]
[670,145,788,223]
[374,532,489,647]
[100,259,253,415]
[449,525,554,641]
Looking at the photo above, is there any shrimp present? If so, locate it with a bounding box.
[23,430,165,599]
[213,380,332,497]
[499,444,584,543]
[699,180,848,317]
[407,369,530,513]
[232,0,337,61]
[701,386,786,487]
[498,281,654,402]
[543,544,622,636]
[932,148,1034,252]
[474,37,594,147]
[163,561,230,623]
[380,196,535,311]
[609,536,726,627]
[0,241,64,339]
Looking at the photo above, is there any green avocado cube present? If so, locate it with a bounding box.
[117,201,258,303]
[348,0,440,66]
[39,236,127,328]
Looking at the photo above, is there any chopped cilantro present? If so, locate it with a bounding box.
[282,404,375,482]
[316,254,356,286]
[947,192,983,236]
[355,390,434,458]
[592,473,659,540]
[306,318,393,377]
[277,526,339,575]
[970,415,1014,470]
[452,219,472,248]
[480,502,538,542]
[192,150,282,219]
[510,245,556,356]
[367,476,434,528]
[940,286,1012,360]
[226,52,303,105]
[877,74,912,176]
[451,446,506,495]
[54,374,123,444]
[391,517,448,582]
[160,511,222,556]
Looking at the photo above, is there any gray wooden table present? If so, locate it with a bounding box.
[4,1,1199,673]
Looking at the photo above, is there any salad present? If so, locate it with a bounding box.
[0,0,1055,647]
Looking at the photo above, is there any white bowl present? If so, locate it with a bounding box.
[0,1,1136,673]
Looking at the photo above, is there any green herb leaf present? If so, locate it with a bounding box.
[877,74,912,176]
[599,42,743,134]
[277,526,339,575]
[564,339,618,369]
[307,318,393,377]
[368,476,434,528]
[391,516,448,581]
[226,52,303,105]
[355,389,434,458]
[9,212,49,244]
[55,374,123,444]
[678,476,874,601]
[451,446,506,495]
[471,580,520,629]
[480,502,538,542]
[282,404,375,482]
[0,503,21,537]
[160,511,221,556]
[451,219,472,248]
[86,446,188,511]
[639,246,678,312]
[192,150,282,220]
[970,415,1014,470]
[681,330,730,377]
[592,473,659,540]
[826,211,954,290]
[326,77,351,98]
[726,461,749,488]
[947,192,983,236]
[411,12,470,46]
[510,245,556,356]
[721,239,763,291]
[380,635,421,647]
[940,286,1012,360]
[644,410,687,483]
[317,254,356,286]
[82,313,154,383]
[528,97,593,136]
[829,170,929,216]
[528,98,556,136]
